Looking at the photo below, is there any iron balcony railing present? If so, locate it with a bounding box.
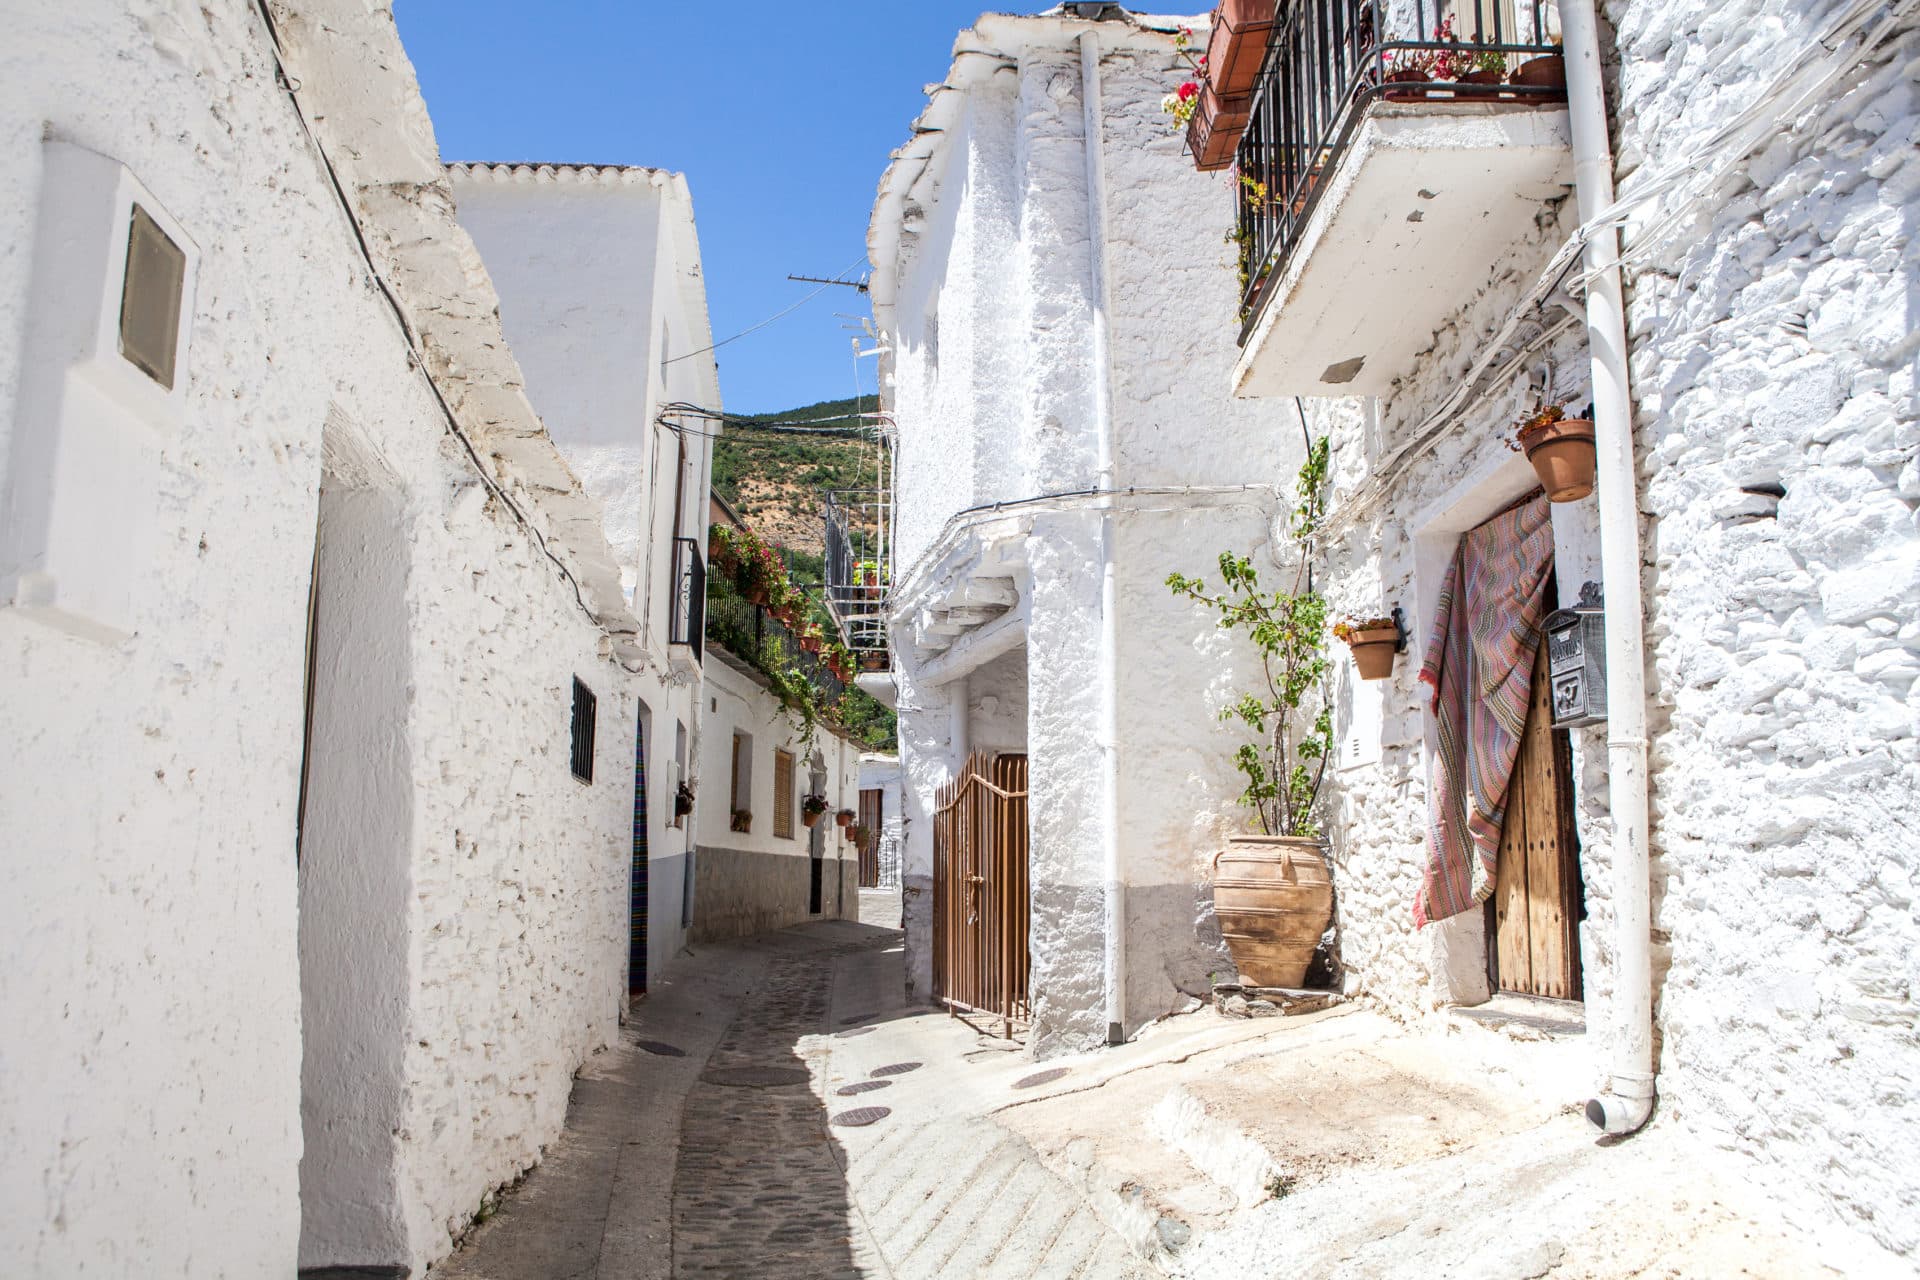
[669,535,705,661]
[704,589,851,704]
[823,488,890,661]
[1234,0,1566,337]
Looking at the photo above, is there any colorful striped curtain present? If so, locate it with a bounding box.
[1414,493,1556,927]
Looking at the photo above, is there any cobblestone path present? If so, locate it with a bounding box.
[671,934,887,1279]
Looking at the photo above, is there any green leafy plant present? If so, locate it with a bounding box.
[1167,438,1334,838]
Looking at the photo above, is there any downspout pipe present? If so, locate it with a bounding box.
[1563,0,1656,1136]
[1079,29,1127,1046]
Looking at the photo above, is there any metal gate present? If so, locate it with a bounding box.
[933,752,1030,1034]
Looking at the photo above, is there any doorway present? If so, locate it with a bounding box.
[932,752,1031,1035]
[296,421,412,1269]
[807,760,826,915]
[630,703,650,998]
[1486,636,1585,1000]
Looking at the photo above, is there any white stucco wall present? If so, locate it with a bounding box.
[872,13,1309,1055]
[1297,0,1919,1259]
[448,162,725,992]
[691,652,865,938]
[0,3,677,1274]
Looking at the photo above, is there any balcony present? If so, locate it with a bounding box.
[1230,0,1572,398]
[669,535,705,663]
[822,488,892,687]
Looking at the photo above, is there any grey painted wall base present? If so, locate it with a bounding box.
[691,845,857,943]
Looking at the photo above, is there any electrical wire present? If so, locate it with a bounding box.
[663,256,867,365]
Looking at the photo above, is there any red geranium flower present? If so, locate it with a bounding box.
[1177,81,1199,100]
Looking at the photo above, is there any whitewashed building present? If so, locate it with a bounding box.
[692,651,866,939]
[1215,0,1918,1261]
[876,0,1918,1260]
[450,161,722,990]
[868,8,1307,1054]
[0,2,718,1275]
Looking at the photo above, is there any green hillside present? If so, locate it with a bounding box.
[712,395,881,554]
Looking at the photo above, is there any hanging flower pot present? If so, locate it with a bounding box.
[1335,618,1401,680]
[801,795,829,828]
[799,632,821,654]
[1185,82,1251,172]
[1510,53,1566,90]
[1203,0,1277,98]
[834,809,854,829]
[1516,406,1597,502]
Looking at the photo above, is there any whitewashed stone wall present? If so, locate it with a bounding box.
[873,14,1306,1054]
[449,162,723,986]
[0,2,675,1274]
[1302,0,1919,1258]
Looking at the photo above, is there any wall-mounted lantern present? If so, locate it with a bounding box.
[1544,581,1607,730]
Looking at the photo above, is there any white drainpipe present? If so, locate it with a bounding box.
[1079,29,1126,1046]
[1562,0,1656,1135]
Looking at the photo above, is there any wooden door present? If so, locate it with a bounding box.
[1489,641,1585,1000]
[858,788,883,887]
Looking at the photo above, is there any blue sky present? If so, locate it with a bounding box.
[395,1,1028,413]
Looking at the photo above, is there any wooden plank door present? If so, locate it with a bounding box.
[1490,640,1584,1000]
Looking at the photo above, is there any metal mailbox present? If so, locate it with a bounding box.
[1544,581,1606,730]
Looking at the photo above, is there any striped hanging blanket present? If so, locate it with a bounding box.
[1413,494,1555,928]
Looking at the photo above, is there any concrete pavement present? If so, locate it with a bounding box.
[438,909,1892,1279]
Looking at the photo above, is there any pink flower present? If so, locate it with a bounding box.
[1178,81,1199,101]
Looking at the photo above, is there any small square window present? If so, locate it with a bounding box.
[118,204,185,390]
[570,678,597,783]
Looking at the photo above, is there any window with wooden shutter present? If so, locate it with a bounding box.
[772,749,795,839]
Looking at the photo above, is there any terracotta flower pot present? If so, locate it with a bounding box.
[1204,0,1277,98]
[1212,835,1334,989]
[803,809,825,829]
[1510,53,1566,89]
[1520,417,1597,502]
[1381,66,1429,101]
[1345,628,1399,679]
[743,583,769,606]
[800,634,821,654]
[835,811,853,828]
[1186,81,1251,172]
[1457,68,1507,89]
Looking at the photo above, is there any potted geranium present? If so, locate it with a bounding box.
[848,823,874,854]
[1168,439,1336,990]
[1333,616,1400,679]
[801,794,829,828]
[798,621,824,654]
[1514,402,1596,501]
[834,808,855,829]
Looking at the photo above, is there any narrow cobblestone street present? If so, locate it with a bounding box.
[438,896,1881,1280]
[440,900,1145,1279]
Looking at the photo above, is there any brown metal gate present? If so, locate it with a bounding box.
[933,752,1030,1033]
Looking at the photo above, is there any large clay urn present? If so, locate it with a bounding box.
[1212,834,1334,989]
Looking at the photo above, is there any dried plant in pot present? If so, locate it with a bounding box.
[834,808,855,828]
[1334,616,1401,680]
[1514,402,1596,502]
[1169,440,1337,990]
[730,808,752,834]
